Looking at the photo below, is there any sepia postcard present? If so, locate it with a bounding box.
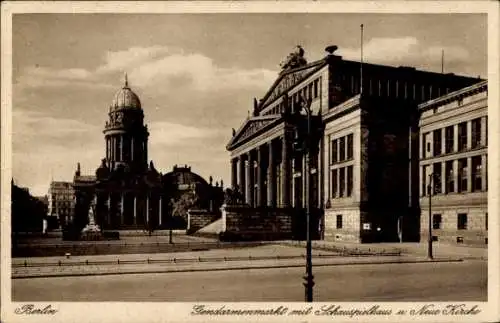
[1,1,499,323]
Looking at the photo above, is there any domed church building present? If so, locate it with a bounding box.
[73,75,165,231]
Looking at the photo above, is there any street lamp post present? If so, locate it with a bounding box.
[301,98,314,302]
[427,173,434,260]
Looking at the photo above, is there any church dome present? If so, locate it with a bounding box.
[110,74,141,111]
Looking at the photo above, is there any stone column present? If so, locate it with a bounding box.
[131,137,135,162]
[481,154,487,191]
[453,124,458,152]
[245,155,253,207]
[453,160,458,193]
[159,197,162,227]
[238,156,245,202]
[107,194,111,226]
[257,146,264,207]
[231,158,238,189]
[441,129,446,156]
[110,137,113,161]
[481,116,487,147]
[267,141,275,207]
[146,196,150,223]
[133,196,137,225]
[120,136,123,161]
[120,193,124,225]
[281,132,291,207]
[466,121,472,150]
[441,161,446,194]
[467,157,472,192]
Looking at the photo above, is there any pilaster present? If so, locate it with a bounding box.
[267,141,275,207]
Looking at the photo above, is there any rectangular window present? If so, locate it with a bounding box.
[347,134,354,160]
[332,139,338,164]
[433,163,442,194]
[423,132,429,158]
[331,169,338,198]
[458,122,467,151]
[486,213,488,231]
[432,214,442,230]
[457,213,468,230]
[445,126,454,154]
[347,165,353,197]
[471,156,482,192]
[458,158,468,192]
[314,79,319,98]
[308,83,313,100]
[339,137,346,161]
[339,167,345,197]
[336,215,343,229]
[422,166,427,196]
[485,116,488,146]
[433,129,442,156]
[471,118,481,149]
[446,160,454,193]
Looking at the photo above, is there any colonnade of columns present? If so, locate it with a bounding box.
[105,134,147,166]
[97,192,163,228]
[230,131,295,208]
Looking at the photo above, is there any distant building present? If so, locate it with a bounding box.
[162,165,225,223]
[47,181,75,228]
[419,80,487,245]
[72,75,224,232]
[227,45,482,243]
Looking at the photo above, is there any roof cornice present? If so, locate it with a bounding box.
[419,80,487,111]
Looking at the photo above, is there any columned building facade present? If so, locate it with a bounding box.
[419,81,488,245]
[227,45,482,243]
[73,75,164,231]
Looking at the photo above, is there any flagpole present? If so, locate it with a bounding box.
[441,49,444,74]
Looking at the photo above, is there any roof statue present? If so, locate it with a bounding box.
[280,45,307,71]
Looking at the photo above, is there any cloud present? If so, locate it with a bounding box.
[148,121,219,147]
[15,66,112,89]
[125,49,277,92]
[96,46,181,74]
[15,45,277,96]
[12,109,104,195]
[338,37,470,71]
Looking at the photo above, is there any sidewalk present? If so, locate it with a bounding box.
[280,240,488,260]
[11,244,464,279]
[12,255,462,279]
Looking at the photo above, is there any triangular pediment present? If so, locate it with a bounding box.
[227,115,280,149]
[260,60,327,109]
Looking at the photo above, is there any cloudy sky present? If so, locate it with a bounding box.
[12,13,486,196]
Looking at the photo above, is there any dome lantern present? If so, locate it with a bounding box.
[110,73,142,111]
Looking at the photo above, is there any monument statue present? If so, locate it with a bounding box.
[224,185,244,205]
[81,196,101,238]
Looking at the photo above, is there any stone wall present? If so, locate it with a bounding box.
[324,208,361,243]
[187,209,219,233]
[221,205,294,241]
[420,206,487,245]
